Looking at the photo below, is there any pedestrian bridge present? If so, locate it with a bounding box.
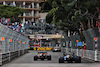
[28,34,64,39]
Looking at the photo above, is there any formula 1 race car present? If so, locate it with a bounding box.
[59,52,81,63]
[52,47,61,52]
[34,51,51,61]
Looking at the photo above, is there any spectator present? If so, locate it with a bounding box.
[16,24,20,31]
[7,23,10,27]
[23,2,25,8]
[28,4,31,8]
[0,19,1,23]
[13,3,16,7]
[29,21,32,24]
[5,3,8,5]
[10,3,13,6]
[24,23,28,29]
[25,21,28,24]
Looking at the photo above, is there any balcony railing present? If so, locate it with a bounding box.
[35,0,42,1]
[34,6,41,9]
[16,5,41,9]
[35,15,40,17]
[25,13,32,16]
[3,3,41,9]
[18,13,40,18]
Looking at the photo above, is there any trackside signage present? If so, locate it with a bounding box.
[77,42,82,46]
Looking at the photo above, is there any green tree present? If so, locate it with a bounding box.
[46,8,57,24]
[41,2,52,12]
[52,1,58,8]
[46,0,80,32]
[46,0,100,34]
[0,5,25,20]
[47,0,61,8]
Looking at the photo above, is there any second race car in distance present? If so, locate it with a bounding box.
[59,52,81,63]
[34,51,51,61]
[52,47,61,52]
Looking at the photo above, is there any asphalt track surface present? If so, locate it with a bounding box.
[1,50,99,67]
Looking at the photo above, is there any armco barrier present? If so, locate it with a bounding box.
[0,23,29,65]
[97,51,100,61]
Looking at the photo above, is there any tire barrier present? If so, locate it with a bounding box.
[0,23,29,65]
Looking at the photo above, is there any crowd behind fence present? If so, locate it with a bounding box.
[0,18,36,35]
[0,18,55,35]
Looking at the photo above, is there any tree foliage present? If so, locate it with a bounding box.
[46,8,56,24]
[0,5,25,19]
[41,2,51,11]
[46,0,100,33]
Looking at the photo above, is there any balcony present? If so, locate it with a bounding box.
[23,8,41,11]
[18,16,40,18]
[41,0,47,2]
[18,13,40,18]
[1,1,41,10]
[16,5,41,10]
[0,0,41,3]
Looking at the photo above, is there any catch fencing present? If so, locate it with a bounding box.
[70,33,81,49]
[63,27,100,62]
[82,27,100,61]
[0,23,29,65]
[61,33,81,53]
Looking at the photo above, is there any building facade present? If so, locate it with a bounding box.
[41,0,47,2]
[0,0,41,24]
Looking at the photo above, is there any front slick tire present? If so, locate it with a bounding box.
[59,50,61,52]
[34,56,38,61]
[47,55,51,60]
[59,57,64,63]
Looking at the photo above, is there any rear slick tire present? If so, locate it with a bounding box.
[59,57,64,63]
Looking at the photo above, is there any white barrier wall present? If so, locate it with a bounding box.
[97,51,100,61]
